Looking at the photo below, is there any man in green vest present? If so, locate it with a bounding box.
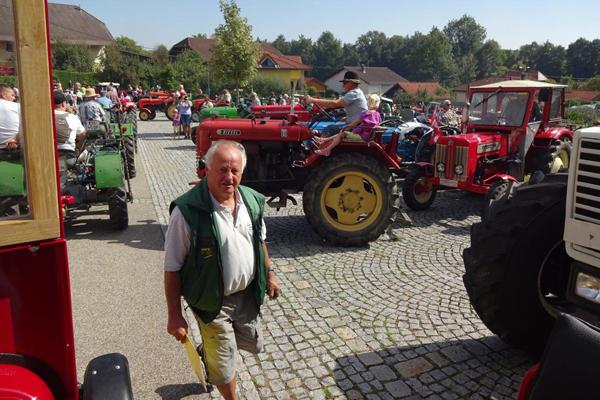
[164,140,280,400]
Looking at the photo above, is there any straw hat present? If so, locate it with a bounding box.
[84,87,98,98]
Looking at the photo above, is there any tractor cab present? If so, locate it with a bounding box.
[402,80,574,211]
[1,1,133,398]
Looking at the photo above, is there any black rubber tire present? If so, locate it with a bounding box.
[529,140,572,175]
[149,110,157,120]
[481,180,511,221]
[139,110,150,121]
[125,111,138,153]
[402,167,436,210]
[463,179,570,356]
[108,187,129,230]
[123,137,136,178]
[191,111,200,122]
[302,153,397,246]
[165,103,177,121]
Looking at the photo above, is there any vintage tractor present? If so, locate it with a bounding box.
[402,80,574,211]
[137,92,175,121]
[194,106,409,245]
[1,0,134,398]
[463,126,600,358]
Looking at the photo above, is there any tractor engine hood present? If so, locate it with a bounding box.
[436,133,505,154]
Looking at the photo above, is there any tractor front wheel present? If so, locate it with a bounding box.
[191,111,200,122]
[302,153,397,246]
[463,179,571,356]
[402,167,436,210]
[530,140,571,175]
[149,110,157,120]
[108,187,129,230]
[139,110,150,121]
[165,103,177,120]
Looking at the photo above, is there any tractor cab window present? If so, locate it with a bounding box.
[549,89,562,120]
[0,1,28,221]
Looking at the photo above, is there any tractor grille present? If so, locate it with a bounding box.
[434,144,469,182]
[573,139,600,224]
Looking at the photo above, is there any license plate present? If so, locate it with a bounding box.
[439,178,458,188]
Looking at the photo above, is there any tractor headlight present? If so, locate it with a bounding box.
[436,163,445,173]
[454,164,464,175]
[574,272,600,304]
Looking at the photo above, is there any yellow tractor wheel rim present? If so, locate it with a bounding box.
[551,149,569,173]
[319,171,384,232]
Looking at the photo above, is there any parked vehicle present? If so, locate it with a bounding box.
[1,0,133,398]
[138,92,175,121]
[194,106,410,245]
[402,80,574,211]
[463,126,600,356]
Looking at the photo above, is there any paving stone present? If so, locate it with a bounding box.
[384,380,412,398]
[370,365,397,381]
[395,357,434,378]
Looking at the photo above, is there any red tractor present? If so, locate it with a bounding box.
[194,108,409,245]
[137,92,176,121]
[249,103,315,121]
[402,81,574,210]
[1,1,133,398]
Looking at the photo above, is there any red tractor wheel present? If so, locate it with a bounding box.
[402,167,436,210]
[139,110,151,121]
[165,103,177,120]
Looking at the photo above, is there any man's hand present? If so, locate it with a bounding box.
[6,139,18,150]
[167,313,188,343]
[304,95,313,105]
[267,271,281,300]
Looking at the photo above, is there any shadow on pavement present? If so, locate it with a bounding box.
[65,217,165,251]
[163,145,196,151]
[332,337,532,399]
[154,383,210,399]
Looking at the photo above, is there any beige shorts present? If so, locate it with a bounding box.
[194,288,263,385]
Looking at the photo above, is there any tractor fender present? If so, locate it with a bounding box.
[109,123,134,138]
[81,353,133,400]
[483,173,519,185]
[414,161,435,176]
[139,107,152,114]
[0,364,54,400]
[94,150,124,189]
[534,127,574,146]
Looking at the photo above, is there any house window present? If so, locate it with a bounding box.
[6,42,14,52]
[261,57,276,68]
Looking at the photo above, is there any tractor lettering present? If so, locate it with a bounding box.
[217,129,241,136]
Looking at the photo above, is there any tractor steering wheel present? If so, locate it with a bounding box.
[440,125,462,136]
[307,103,335,130]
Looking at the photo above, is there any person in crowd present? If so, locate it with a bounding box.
[193,87,204,100]
[305,71,367,136]
[0,84,20,150]
[221,89,232,104]
[97,90,113,110]
[177,94,193,139]
[164,140,280,400]
[53,90,86,179]
[106,84,119,105]
[177,84,187,98]
[201,95,214,109]
[78,88,107,133]
[249,92,261,106]
[437,99,461,127]
[313,93,382,156]
[380,99,392,119]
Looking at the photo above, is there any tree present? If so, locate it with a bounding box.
[402,29,456,86]
[566,38,600,79]
[51,40,95,72]
[355,31,391,66]
[152,44,170,65]
[290,35,314,65]
[171,50,206,91]
[211,0,259,102]
[476,40,503,78]
[312,31,343,80]
[192,33,207,39]
[443,15,486,58]
[271,34,290,54]
[341,43,360,66]
[98,45,141,86]
[116,36,147,55]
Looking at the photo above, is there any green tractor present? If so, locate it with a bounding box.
[0,151,28,218]
[192,105,241,123]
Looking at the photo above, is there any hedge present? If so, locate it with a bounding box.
[52,70,97,88]
[0,76,17,87]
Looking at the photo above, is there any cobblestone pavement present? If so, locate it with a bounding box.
[139,117,533,399]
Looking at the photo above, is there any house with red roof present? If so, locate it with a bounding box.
[170,37,311,90]
[383,81,443,101]
[324,66,407,95]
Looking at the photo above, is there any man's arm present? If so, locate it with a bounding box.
[305,95,346,110]
[164,271,188,343]
[263,242,280,300]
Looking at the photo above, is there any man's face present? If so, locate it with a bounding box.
[0,89,15,101]
[342,81,355,92]
[206,145,243,198]
[443,102,451,110]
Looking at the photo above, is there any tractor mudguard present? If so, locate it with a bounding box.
[94,150,124,189]
[534,126,574,145]
[110,123,134,138]
[82,353,133,400]
[483,173,519,185]
[414,161,435,176]
[0,156,26,196]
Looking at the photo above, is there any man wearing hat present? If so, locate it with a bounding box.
[305,70,367,135]
[78,87,107,133]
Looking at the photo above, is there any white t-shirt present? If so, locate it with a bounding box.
[0,99,20,145]
[54,110,85,151]
[164,190,267,296]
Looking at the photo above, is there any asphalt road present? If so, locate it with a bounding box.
[67,115,533,400]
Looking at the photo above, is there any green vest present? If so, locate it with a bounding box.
[170,179,267,323]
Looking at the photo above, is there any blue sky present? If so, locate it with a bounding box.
[57,0,599,51]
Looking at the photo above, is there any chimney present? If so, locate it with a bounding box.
[361,64,366,74]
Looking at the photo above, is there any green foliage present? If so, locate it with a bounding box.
[211,0,259,97]
[476,40,503,78]
[52,70,97,87]
[171,50,206,91]
[565,108,597,126]
[152,45,170,64]
[51,40,95,72]
[0,76,17,87]
[247,76,288,97]
[116,36,147,55]
[306,86,317,96]
[443,15,487,58]
[192,33,208,39]
[566,38,600,79]
[97,45,141,87]
[581,75,600,91]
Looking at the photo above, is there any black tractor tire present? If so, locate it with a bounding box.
[165,103,177,120]
[124,111,138,153]
[123,137,136,178]
[481,180,511,221]
[529,140,572,175]
[149,110,157,120]
[138,110,151,121]
[402,167,437,210]
[108,187,129,230]
[302,153,397,246]
[463,179,570,356]
[191,111,200,122]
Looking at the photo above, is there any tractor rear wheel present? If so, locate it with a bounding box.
[463,179,570,356]
[125,110,138,153]
[108,187,129,230]
[481,180,511,221]
[191,111,200,122]
[402,167,436,210]
[302,153,397,246]
[139,110,150,121]
[530,140,571,175]
[165,103,177,120]
[123,137,136,178]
